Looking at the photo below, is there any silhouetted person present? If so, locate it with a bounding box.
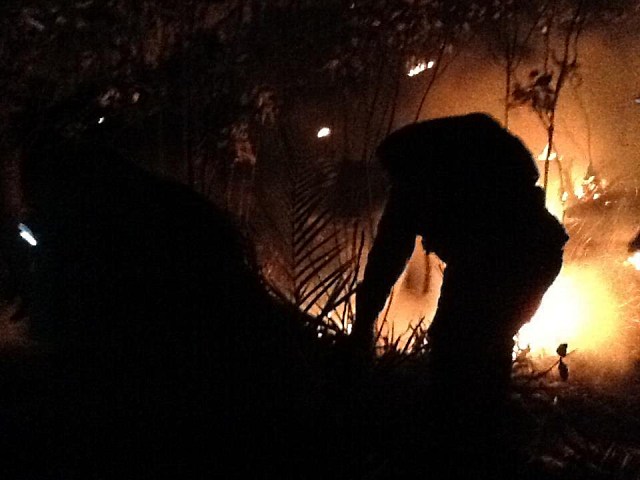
[353,112,567,396]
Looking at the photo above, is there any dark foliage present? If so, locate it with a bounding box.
[0,129,338,478]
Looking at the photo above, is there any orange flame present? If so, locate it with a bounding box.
[515,264,620,358]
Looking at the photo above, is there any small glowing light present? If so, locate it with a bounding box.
[346,323,353,335]
[98,117,105,124]
[317,127,331,138]
[537,144,557,161]
[408,62,427,77]
[561,191,569,202]
[574,175,606,202]
[625,252,640,270]
[407,59,435,77]
[18,223,37,246]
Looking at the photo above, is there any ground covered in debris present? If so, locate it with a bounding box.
[2,322,640,480]
[339,353,640,480]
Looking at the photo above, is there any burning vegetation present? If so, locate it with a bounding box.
[1,1,640,478]
[278,131,639,389]
[256,129,640,384]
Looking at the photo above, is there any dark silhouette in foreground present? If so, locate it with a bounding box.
[352,113,568,474]
[2,132,331,479]
[0,111,571,479]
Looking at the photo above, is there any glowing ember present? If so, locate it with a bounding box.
[574,175,607,202]
[408,62,427,77]
[515,264,619,357]
[407,59,434,77]
[317,127,331,138]
[625,252,640,270]
[575,176,594,199]
[537,144,558,161]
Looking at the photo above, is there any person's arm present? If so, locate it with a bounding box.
[352,188,416,347]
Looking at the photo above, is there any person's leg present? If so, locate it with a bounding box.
[425,261,554,477]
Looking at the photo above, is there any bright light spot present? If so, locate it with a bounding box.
[625,252,640,270]
[317,127,331,138]
[408,62,427,77]
[537,144,557,161]
[515,265,619,357]
[18,223,37,246]
[407,59,434,77]
[574,176,605,201]
[98,117,105,124]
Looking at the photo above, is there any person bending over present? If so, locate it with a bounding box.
[352,113,568,394]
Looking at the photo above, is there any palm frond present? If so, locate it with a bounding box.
[253,125,369,335]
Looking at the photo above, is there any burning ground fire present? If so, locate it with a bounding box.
[510,147,639,370]
[510,249,640,381]
[512,148,623,360]
[382,252,636,373]
[515,164,640,375]
[291,143,640,378]
[372,149,640,377]
[514,263,621,358]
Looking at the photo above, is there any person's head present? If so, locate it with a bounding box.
[376,113,539,200]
